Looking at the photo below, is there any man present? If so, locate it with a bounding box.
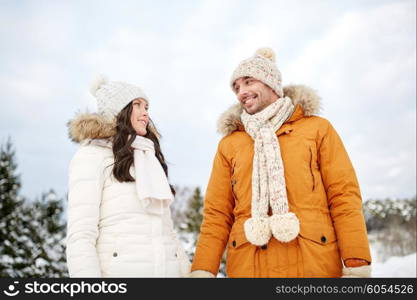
[190,48,371,278]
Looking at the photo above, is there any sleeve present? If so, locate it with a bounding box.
[66,145,105,277]
[175,233,192,278]
[191,139,235,275]
[318,121,372,264]
[166,207,191,277]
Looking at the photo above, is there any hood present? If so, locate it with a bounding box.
[67,112,160,144]
[217,84,321,136]
[68,113,116,143]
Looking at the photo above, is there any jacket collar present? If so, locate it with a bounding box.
[217,84,321,136]
[67,113,116,143]
[67,113,160,144]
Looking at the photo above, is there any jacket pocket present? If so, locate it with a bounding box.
[228,228,249,249]
[98,236,120,277]
[107,237,120,275]
[226,227,253,277]
[298,222,342,277]
[299,222,337,245]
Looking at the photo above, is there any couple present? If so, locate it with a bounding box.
[66,48,372,278]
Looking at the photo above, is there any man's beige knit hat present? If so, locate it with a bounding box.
[230,47,283,97]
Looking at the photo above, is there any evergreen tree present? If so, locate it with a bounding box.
[183,187,204,235]
[177,187,204,261]
[0,138,25,276]
[22,190,68,277]
[0,139,68,277]
[364,196,416,261]
[179,186,227,276]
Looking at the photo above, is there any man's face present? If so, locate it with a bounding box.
[232,77,278,115]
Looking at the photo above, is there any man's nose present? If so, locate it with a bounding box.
[238,90,249,102]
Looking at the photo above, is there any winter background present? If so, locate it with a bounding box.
[0,0,415,277]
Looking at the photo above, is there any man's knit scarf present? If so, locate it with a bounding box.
[241,97,300,246]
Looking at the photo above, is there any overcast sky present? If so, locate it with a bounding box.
[0,0,415,202]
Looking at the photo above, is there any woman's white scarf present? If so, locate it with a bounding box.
[241,97,300,246]
[131,135,173,215]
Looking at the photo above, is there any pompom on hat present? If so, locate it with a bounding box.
[230,47,283,97]
[90,74,149,120]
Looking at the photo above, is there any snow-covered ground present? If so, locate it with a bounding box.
[370,244,416,277]
[372,253,416,277]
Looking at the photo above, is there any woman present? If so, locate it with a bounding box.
[66,75,190,277]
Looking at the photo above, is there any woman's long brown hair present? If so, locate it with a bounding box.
[111,101,175,195]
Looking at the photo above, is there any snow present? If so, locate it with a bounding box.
[46,191,57,201]
[0,254,14,264]
[372,253,416,277]
[0,160,9,167]
[35,258,49,268]
[370,243,416,277]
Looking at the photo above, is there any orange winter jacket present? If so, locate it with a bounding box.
[191,85,371,278]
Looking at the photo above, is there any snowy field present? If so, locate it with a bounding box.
[370,245,416,277]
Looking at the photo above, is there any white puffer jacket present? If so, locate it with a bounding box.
[66,113,191,278]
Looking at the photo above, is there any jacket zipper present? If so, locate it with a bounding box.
[231,164,237,201]
[309,147,316,192]
[231,178,237,200]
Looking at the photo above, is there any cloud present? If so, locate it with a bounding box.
[0,0,415,201]
[284,1,416,199]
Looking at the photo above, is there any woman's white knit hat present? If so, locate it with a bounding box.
[90,75,149,119]
[230,47,283,97]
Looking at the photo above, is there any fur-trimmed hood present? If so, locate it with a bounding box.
[68,113,116,143]
[67,113,160,144]
[217,85,321,136]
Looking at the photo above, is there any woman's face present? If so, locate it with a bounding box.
[130,98,149,136]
